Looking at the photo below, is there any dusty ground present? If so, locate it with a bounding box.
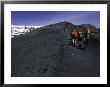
[11,28,100,77]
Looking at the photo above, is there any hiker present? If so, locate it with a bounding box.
[87,27,91,40]
[70,28,79,46]
[83,28,89,49]
[70,29,76,46]
[78,31,84,49]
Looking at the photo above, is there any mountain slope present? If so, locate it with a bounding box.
[11,22,100,77]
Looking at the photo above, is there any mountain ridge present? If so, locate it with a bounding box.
[12,21,99,39]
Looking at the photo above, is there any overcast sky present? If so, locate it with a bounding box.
[11,11,100,28]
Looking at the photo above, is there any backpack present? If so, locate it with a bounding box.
[79,32,83,39]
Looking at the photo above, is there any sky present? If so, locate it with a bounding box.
[11,11,100,28]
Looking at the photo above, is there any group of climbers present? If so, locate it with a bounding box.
[70,26,91,50]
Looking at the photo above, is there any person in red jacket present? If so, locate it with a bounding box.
[70,28,80,46]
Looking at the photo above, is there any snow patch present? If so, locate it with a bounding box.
[11,25,42,38]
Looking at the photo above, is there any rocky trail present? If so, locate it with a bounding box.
[11,27,100,77]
